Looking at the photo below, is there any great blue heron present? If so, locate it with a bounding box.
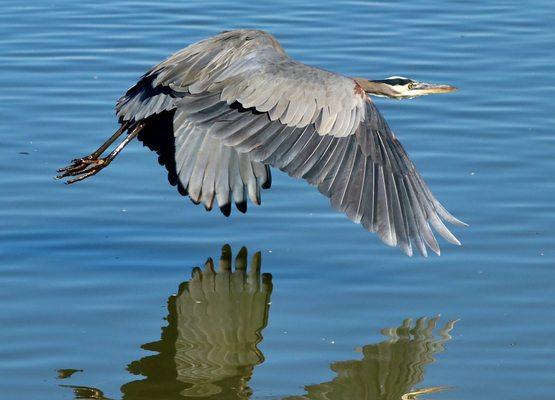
[57,29,465,256]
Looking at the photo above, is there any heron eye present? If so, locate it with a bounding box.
[407,83,416,90]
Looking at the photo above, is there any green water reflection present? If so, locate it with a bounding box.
[61,245,456,400]
[285,318,455,400]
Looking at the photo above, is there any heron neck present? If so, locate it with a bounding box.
[353,78,398,98]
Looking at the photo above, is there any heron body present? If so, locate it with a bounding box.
[58,29,465,256]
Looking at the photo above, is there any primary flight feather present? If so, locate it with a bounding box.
[57,29,465,256]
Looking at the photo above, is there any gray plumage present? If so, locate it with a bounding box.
[77,29,465,255]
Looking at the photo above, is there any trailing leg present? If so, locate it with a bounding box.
[57,121,130,177]
[57,122,144,184]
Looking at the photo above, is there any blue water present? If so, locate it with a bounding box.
[1,1,555,399]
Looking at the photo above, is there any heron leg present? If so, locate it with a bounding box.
[88,121,131,159]
[56,121,130,176]
[57,122,144,184]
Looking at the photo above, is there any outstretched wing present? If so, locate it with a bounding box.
[180,92,464,256]
[115,29,464,255]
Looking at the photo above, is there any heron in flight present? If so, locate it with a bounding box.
[57,29,465,256]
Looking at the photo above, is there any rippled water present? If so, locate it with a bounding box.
[1,1,555,399]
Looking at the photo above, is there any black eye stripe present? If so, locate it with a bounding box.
[375,78,413,86]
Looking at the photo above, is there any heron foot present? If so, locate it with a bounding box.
[56,157,109,184]
[57,155,97,174]
[56,122,142,185]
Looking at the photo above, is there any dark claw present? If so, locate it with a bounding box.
[57,164,77,173]
[65,169,99,184]
[57,158,107,183]
[70,155,94,164]
[56,163,88,178]
[57,166,87,178]
[58,155,99,169]
[57,157,92,174]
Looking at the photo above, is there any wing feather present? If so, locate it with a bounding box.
[193,96,461,255]
[171,108,271,214]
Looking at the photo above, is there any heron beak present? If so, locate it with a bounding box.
[411,82,457,96]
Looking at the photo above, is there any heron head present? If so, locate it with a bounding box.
[354,76,457,99]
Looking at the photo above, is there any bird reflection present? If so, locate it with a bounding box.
[61,247,457,400]
[122,245,273,400]
[286,317,456,400]
[61,385,110,399]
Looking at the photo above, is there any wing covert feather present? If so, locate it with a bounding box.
[116,30,365,137]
